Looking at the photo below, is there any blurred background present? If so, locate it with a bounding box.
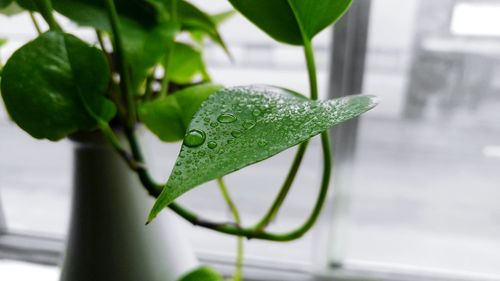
[1,0,500,280]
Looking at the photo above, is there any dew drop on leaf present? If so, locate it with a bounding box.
[217,113,237,123]
[231,130,243,138]
[184,129,206,148]
[207,141,218,149]
[252,109,262,117]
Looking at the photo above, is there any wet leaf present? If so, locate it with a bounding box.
[178,266,224,281]
[1,31,113,140]
[148,85,377,221]
[228,0,352,45]
[139,83,222,142]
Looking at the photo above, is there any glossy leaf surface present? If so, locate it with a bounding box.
[228,0,352,45]
[149,85,377,221]
[178,266,223,281]
[1,31,113,140]
[139,83,222,142]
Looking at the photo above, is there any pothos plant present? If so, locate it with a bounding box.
[0,0,377,280]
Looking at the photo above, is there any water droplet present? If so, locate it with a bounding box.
[217,113,237,123]
[208,141,218,149]
[210,122,219,128]
[242,120,256,130]
[231,130,243,138]
[175,161,182,166]
[184,129,206,148]
[252,109,262,117]
[203,117,211,122]
[175,170,182,175]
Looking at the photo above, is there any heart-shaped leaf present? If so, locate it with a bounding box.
[1,31,114,140]
[178,266,224,281]
[228,0,352,45]
[148,85,377,221]
[139,83,222,142]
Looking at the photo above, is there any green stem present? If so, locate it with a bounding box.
[217,178,243,281]
[104,0,136,128]
[95,30,128,120]
[98,123,139,171]
[34,0,61,31]
[29,12,42,34]
[159,48,172,97]
[254,141,308,230]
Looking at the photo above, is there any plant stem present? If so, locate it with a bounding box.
[95,30,128,120]
[217,178,243,281]
[159,48,172,97]
[104,0,136,129]
[34,0,61,31]
[29,12,42,34]
[254,141,308,230]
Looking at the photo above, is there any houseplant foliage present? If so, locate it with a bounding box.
[0,0,377,280]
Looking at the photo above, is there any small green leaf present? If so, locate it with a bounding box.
[139,83,223,142]
[211,10,237,26]
[0,2,22,15]
[168,42,210,84]
[178,266,224,281]
[0,38,6,47]
[1,31,113,140]
[148,85,377,221]
[156,0,230,54]
[228,0,352,45]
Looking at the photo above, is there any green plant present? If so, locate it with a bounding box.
[0,0,377,280]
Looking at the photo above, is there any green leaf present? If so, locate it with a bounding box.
[139,83,223,142]
[228,0,352,45]
[124,21,179,90]
[211,10,237,26]
[1,31,114,140]
[53,0,158,29]
[178,266,224,281]
[148,85,377,221]
[0,2,23,15]
[51,0,179,90]
[0,0,13,9]
[168,42,210,84]
[0,38,6,47]
[156,0,230,54]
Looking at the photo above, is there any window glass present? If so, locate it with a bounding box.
[333,0,500,276]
